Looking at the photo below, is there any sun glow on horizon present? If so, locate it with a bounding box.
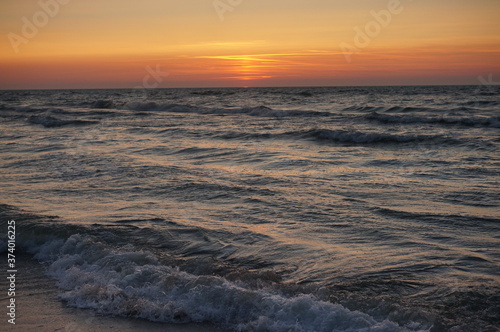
[0,0,499,89]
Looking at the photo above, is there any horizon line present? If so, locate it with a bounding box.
[1,83,496,92]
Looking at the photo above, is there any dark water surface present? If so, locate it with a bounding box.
[1,86,499,331]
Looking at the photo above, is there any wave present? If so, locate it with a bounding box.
[294,129,442,144]
[293,90,314,97]
[15,106,55,113]
[12,232,417,332]
[214,128,447,146]
[461,100,499,107]
[92,100,115,109]
[238,106,330,117]
[0,203,432,331]
[123,102,331,118]
[373,206,500,228]
[2,203,494,331]
[28,115,99,128]
[4,105,101,117]
[190,90,235,96]
[343,106,438,113]
[367,112,500,128]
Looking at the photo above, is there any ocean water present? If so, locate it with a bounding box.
[0,86,499,331]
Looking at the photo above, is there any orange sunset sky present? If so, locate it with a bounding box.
[1,0,499,89]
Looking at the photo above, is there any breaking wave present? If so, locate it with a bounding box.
[124,102,331,118]
[22,234,421,332]
[367,112,500,128]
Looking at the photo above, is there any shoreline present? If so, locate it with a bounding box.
[1,254,229,332]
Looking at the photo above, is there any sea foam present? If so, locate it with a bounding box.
[29,234,422,332]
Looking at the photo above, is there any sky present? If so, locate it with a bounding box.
[0,0,499,89]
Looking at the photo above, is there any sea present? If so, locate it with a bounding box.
[0,85,499,331]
